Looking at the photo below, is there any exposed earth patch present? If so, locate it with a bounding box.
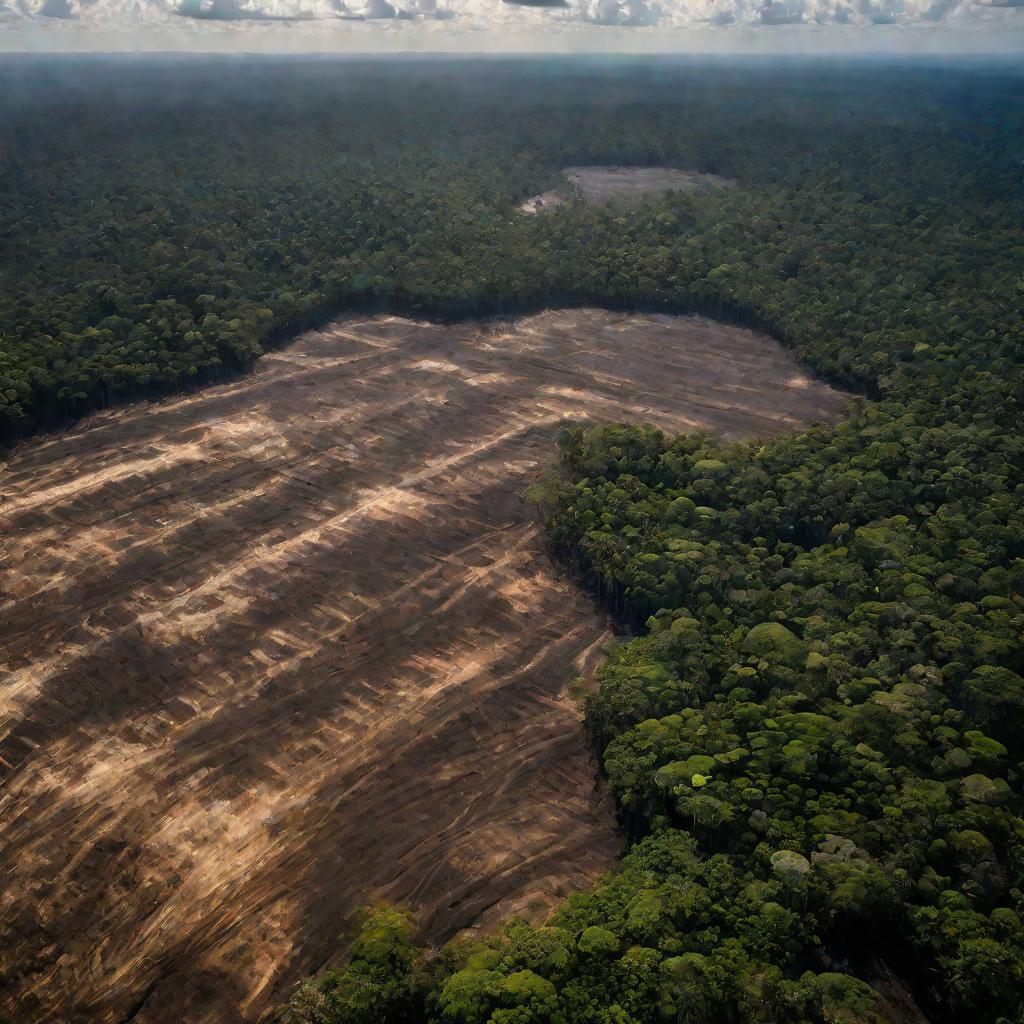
[519,166,734,213]
[0,309,848,1024]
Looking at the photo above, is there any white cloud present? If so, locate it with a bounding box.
[581,0,660,25]
[2,0,1023,47]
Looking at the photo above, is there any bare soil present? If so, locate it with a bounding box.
[0,309,848,1024]
[519,166,733,213]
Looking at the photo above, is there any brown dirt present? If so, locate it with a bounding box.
[0,309,849,1024]
[520,165,733,213]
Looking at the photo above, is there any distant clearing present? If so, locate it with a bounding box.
[0,309,847,1024]
[519,165,734,213]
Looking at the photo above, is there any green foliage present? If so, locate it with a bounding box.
[742,623,808,669]
[282,907,433,1024]
[4,60,1024,447]
[6,57,1024,1024]
[539,392,1024,1016]
[576,927,619,956]
[513,60,1022,1024]
[532,195,1024,1011]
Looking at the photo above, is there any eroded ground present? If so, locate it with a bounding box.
[0,309,848,1024]
[519,166,733,213]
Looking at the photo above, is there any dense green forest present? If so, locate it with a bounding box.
[3,57,1021,440]
[3,56,1023,1024]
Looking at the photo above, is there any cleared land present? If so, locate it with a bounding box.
[0,309,849,1024]
[519,166,733,213]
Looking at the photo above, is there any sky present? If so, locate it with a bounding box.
[1,0,1023,53]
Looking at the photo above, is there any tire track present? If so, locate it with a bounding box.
[0,309,849,1024]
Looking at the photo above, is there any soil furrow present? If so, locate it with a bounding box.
[0,309,848,1024]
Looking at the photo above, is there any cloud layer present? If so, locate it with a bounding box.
[2,0,1022,43]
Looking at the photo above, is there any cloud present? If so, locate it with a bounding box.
[362,0,417,16]
[759,0,805,22]
[709,0,990,22]
[921,0,958,16]
[39,0,76,15]
[176,0,309,18]
[325,0,363,16]
[581,0,660,23]
[6,0,1021,34]
[571,0,986,25]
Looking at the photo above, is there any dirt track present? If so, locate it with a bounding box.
[0,309,849,1024]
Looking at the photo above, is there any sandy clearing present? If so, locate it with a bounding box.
[519,165,734,213]
[0,308,848,1024]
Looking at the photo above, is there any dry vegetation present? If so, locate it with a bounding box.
[0,310,847,1024]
